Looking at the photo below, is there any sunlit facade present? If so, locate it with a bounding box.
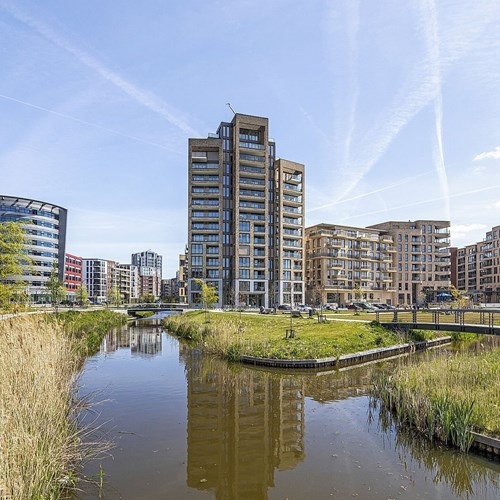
[0,195,67,300]
[187,113,305,308]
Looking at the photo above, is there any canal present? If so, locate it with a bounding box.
[80,318,500,499]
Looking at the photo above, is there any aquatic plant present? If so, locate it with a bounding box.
[371,348,500,451]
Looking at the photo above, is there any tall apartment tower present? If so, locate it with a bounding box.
[187,113,305,308]
[368,220,451,305]
[131,250,162,299]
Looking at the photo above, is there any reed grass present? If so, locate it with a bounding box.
[371,348,500,451]
[0,314,112,498]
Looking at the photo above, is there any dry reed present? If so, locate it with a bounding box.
[0,315,107,498]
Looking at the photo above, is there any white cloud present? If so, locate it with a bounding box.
[450,223,487,244]
[473,147,500,161]
[492,200,500,208]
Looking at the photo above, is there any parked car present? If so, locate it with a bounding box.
[347,304,362,311]
[352,302,375,310]
[324,303,338,311]
[278,304,292,310]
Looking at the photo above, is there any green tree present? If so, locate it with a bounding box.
[140,293,156,304]
[108,286,122,306]
[0,221,30,311]
[450,285,471,308]
[75,284,89,307]
[194,278,218,322]
[45,263,65,308]
[353,284,364,301]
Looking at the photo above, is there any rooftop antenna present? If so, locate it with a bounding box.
[226,102,236,115]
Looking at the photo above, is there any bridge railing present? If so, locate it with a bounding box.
[374,308,499,334]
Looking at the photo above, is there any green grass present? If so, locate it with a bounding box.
[133,310,156,318]
[371,348,500,449]
[50,310,128,355]
[163,310,439,361]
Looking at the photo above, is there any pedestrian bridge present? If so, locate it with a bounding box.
[127,303,185,317]
[375,308,500,336]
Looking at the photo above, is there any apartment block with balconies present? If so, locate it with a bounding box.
[305,224,397,307]
[453,224,500,303]
[368,220,451,305]
[187,113,305,308]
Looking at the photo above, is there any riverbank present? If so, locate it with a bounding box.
[0,311,125,498]
[162,310,439,361]
[371,347,500,452]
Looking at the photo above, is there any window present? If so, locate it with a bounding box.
[239,269,250,279]
[239,257,250,267]
[191,268,202,278]
[191,256,203,266]
[239,281,250,291]
[239,233,250,244]
[207,246,219,254]
[239,221,250,231]
[207,258,219,266]
[191,244,203,254]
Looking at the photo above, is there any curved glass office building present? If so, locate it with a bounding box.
[0,195,67,299]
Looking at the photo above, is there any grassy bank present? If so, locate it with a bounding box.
[162,310,435,361]
[52,309,128,355]
[0,311,124,498]
[371,348,500,451]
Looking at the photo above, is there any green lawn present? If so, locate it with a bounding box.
[163,310,439,360]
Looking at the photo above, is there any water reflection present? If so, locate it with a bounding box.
[99,320,163,356]
[80,325,500,499]
[182,348,305,499]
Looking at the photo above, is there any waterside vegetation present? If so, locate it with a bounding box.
[162,310,436,361]
[371,347,500,451]
[0,311,125,498]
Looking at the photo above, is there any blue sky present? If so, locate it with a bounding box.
[1,0,499,277]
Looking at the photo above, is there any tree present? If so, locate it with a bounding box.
[45,263,65,308]
[0,221,30,311]
[75,284,89,307]
[140,293,156,304]
[353,284,364,301]
[308,282,325,322]
[108,286,123,307]
[450,285,471,308]
[194,278,218,322]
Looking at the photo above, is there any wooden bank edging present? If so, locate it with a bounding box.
[240,336,452,370]
[471,432,500,457]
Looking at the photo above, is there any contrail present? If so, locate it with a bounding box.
[0,93,181,153]
[334,0,499,203]
[0,0,201,137]
[339,184,500,222]
[307,170,434,213]
[420,0,450,220]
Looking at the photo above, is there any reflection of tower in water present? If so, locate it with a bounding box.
[184,350,305,500]
[130,330,162,355]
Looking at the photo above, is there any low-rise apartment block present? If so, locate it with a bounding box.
[305,224,397,306]
[454,224,500,303]
[368,220,451,304]
[63,253,82,300]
